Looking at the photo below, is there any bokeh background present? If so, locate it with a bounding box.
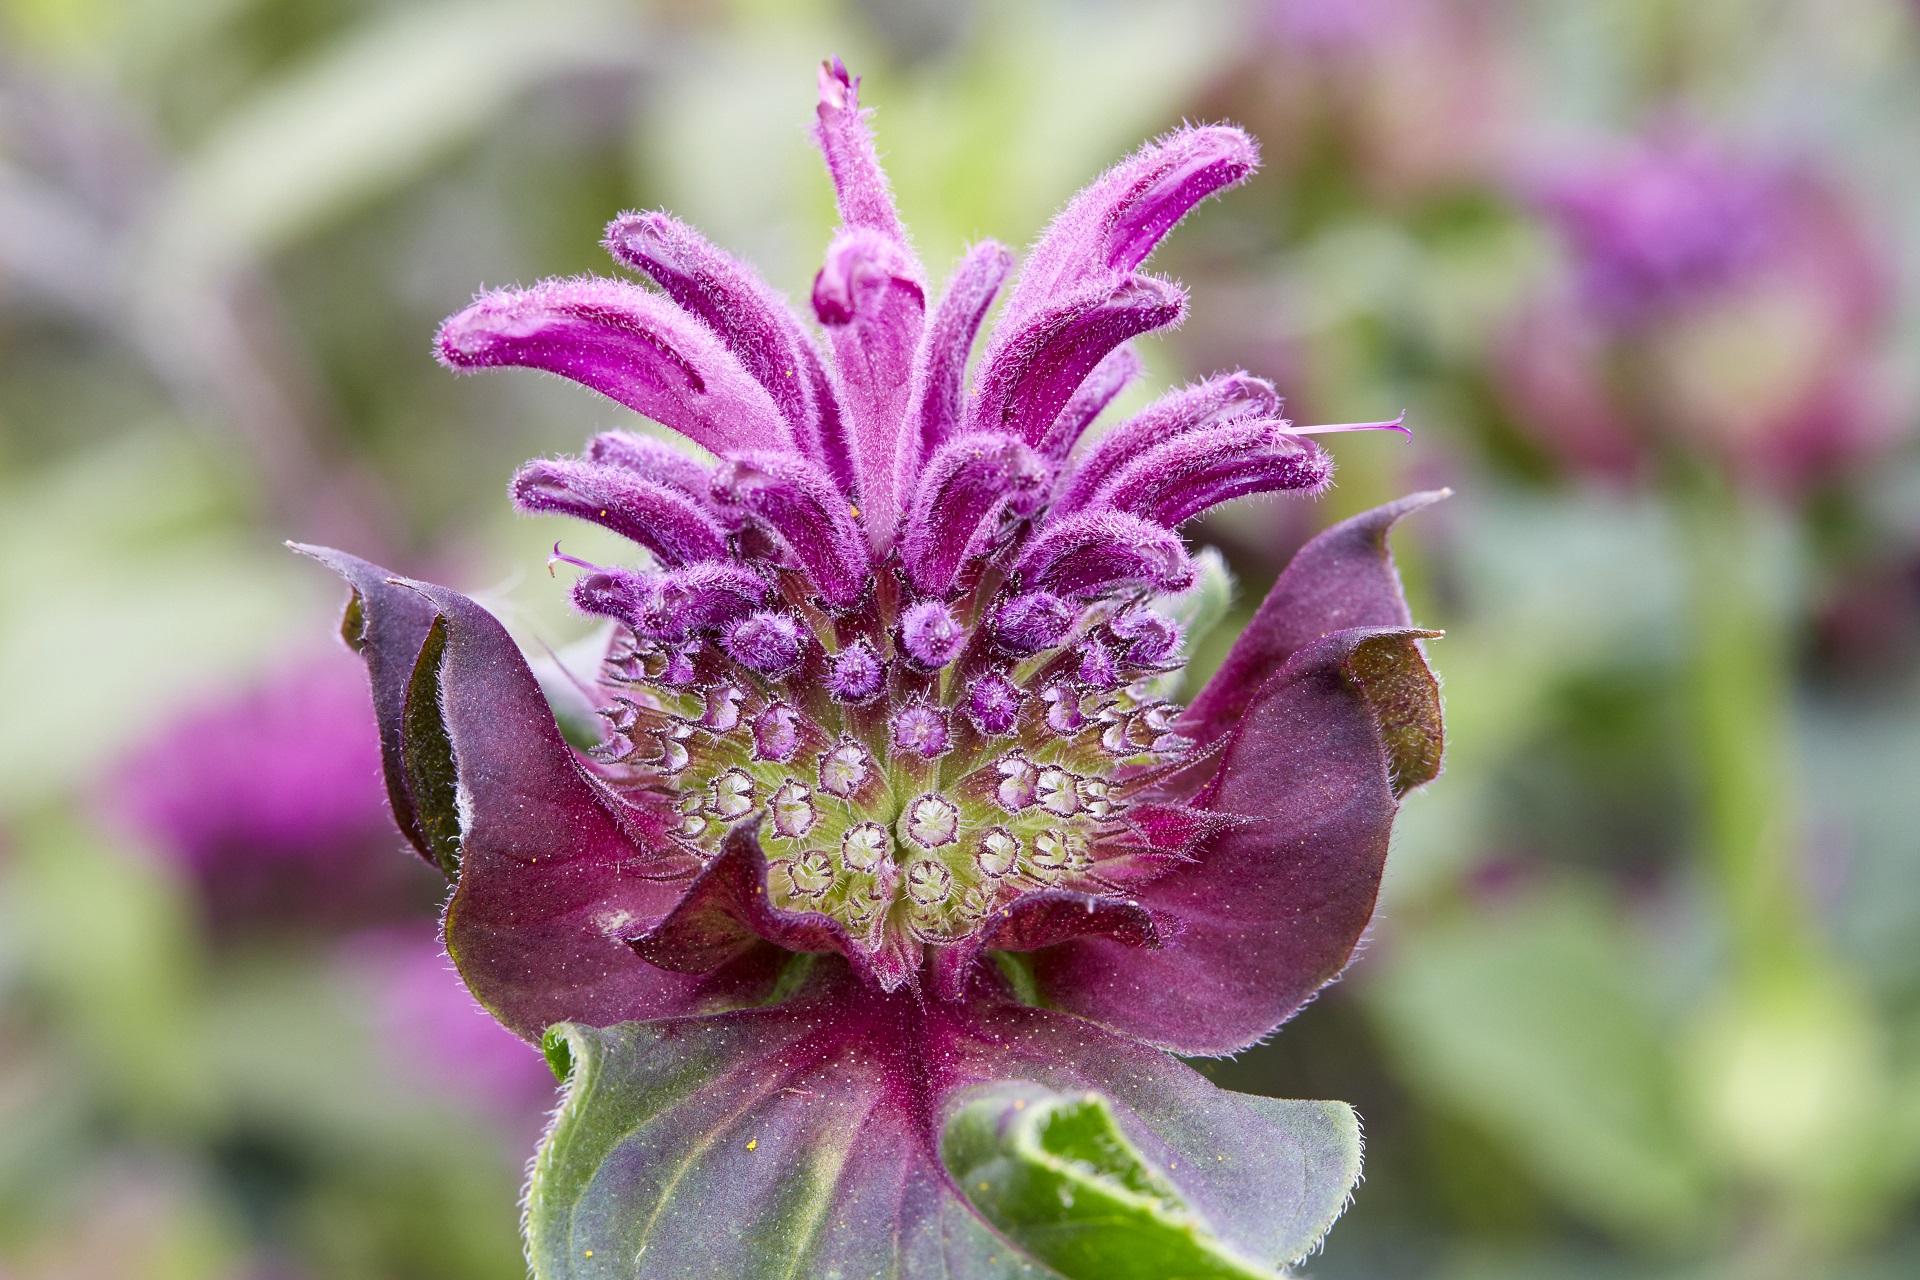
[3,1,1919,1276]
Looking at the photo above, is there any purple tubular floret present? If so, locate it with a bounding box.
[569,562,768,641]
[899,433,1049,597]
[602,211,840,475]
[710,452,871,608]
[812,228,927,552]
[752,704,801,762]
[1078,639,1119,688]
[1036,344,1143,465]
[584,431,717,502]
[898,241,1014,486]
[722,611,806,676]
[1005,125,1260,318]
[992,592,1076,654]
[1052,371,1280,516]
[899,600,966,668]
[511,460,728,566]
[889,704,950,758]
[435,277,792,458]
[1085,421,1334,528]
[813,58,911,244]
[1111,607,1182,665]
[967,275,1186,446]
[827,642,885,703]
[967,672,1022,735]
[1015,510,1194,598]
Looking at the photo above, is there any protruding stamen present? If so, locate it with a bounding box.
[1078,420,1332,529]
[1052,370,1280,518]
[1288,411,1410,437]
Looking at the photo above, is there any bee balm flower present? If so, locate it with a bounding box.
[299,60,1441,1280]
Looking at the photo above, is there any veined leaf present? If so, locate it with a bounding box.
[943,1083,1355,1280]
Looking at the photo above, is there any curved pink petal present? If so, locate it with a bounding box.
[436,276,793,459]
[1014,509,1194,598]
[1076,420,1332,528]
[813,228,927,550]
[898,240,1014,487]
[603,210,845,479]
[968,275,1186,446]
[511,459,729,566]
[1005,125,1258,324]
[710,451,871,607]
[1035,343,1142,465]
[899,432,1048,597]
[1053,371,1279,516]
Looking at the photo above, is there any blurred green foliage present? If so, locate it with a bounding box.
[3,0,1919,1276]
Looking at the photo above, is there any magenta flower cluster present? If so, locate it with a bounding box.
[301,61,1442,1278]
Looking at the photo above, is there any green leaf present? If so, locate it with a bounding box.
[942,1084,1341,1280]
[1364,885,1714,1246]
[526,991,1365,1279]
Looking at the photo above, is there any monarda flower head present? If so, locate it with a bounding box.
[299,60,1441,1280]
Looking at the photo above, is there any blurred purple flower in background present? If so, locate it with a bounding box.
[109,648,440,934]
[1501,127,1899,492]
[346,926,557,1137]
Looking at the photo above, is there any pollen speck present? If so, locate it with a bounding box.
[747,1137,758,1150]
